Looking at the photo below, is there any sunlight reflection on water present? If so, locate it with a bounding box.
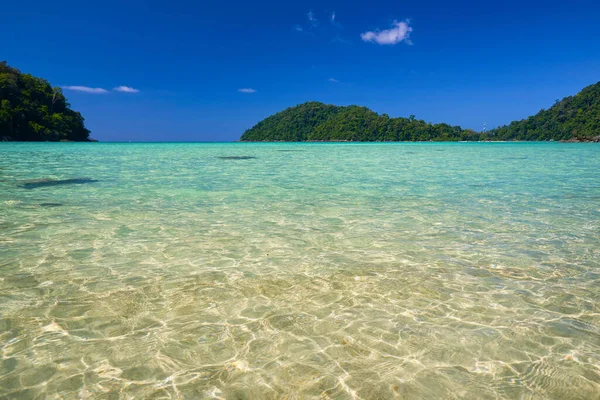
[0,142,599,399]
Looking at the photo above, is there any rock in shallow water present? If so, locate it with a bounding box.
[21,178,99,189]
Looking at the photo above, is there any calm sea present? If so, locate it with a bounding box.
[1,142,599,399]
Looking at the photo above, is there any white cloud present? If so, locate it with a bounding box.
[238,88,256,93]
[361,20,413,45]
[331,12,336,23]
[328,78,340,83]
[114,86,140,93]
[293,25,303,32]
[62,86,108,94]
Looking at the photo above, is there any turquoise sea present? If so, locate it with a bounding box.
[0,142,599,399]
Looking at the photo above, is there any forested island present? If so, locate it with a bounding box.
[2,59,598,143]
[240,81,600,142]
[0,62,91,141]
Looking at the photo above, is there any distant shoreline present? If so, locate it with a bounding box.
[238,138,600,143]
[2,139,598,144]
[0,139,97,142]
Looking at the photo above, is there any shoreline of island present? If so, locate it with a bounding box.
[238,137,600,143]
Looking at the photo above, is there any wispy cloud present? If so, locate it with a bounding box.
[295,10,343,36]
[62,86,108,94]
[328,78,340,83]
[113,86,140,93]
[307,10,318,26]
[292,17,311,34]
[361,20,413,45]
[331,35,350,44]
[331,11,342,29]
[238,88,256,93]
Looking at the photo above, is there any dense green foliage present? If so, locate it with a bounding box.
[241,102,479,142]
[0,61,91,141]
[239,102,344,141]
[241,82,600,142]
[491,81,600,140]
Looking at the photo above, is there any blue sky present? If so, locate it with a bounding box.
[3,0,600,141]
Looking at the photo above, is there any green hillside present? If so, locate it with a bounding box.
[239,102,343,141]
[0,61,91,141]
[241,103,479,142]
[492,81,600,141]
[240,82,600,142]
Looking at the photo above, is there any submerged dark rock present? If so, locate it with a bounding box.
[22,178,99,189]
[216,156,257,160]
[39,203,64,207]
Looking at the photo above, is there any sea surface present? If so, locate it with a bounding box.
[0,142,599,399]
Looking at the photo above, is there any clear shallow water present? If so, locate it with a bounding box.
[0,142,599,399]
